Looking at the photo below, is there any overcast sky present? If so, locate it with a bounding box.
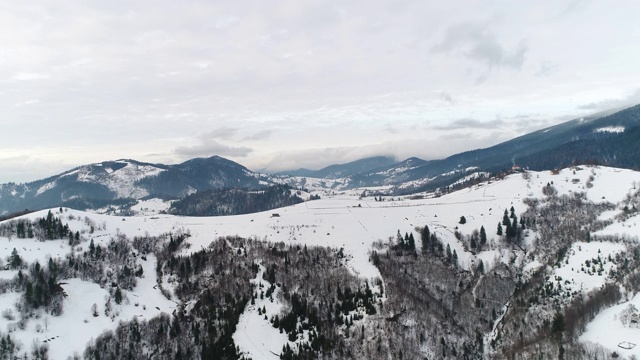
[1,1,640,183]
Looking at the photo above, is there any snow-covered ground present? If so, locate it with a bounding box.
[552,241,625,297]
[129,198,172,216]
[233,265,288,359]
[0,165,639,358]
[580,292,640,358]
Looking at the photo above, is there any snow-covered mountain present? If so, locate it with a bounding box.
[2,104,640,218]
[0,157,264,215]
[0,164,639,359]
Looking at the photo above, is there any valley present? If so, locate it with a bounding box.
[0,165,638,358]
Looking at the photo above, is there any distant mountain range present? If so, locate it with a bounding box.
[1,104,639,215]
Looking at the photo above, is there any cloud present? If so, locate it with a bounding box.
[560,0,591,16]
[431,21,528,70]
[535,61,558,77]
[11,73,51,81]
[175,139,253,158]
[243,129,272,141]
[577,88,640,112]
[433,118,505,130]
[201,127,240,140]
[440,91,453,104]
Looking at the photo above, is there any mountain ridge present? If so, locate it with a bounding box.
[1,104,639,214]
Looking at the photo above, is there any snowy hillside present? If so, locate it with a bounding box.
[0,165,639,358]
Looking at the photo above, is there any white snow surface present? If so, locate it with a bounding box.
[97,161,164,198]
[553,241,625,296]
[129,198,172,216]
[594,126,625,134]
[233,265,288,359]
[580,292,640,358]
[35,181,56,196]
[63,160,165,199]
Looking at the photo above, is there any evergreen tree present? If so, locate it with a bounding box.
[552,310,565,345]
[115,288,123,305]
[421,226,431,255]
[459,216,467,225]
[407,233,416,251]
[396,230,405,248]
[9,248,22,269]
[502,211,511,226]
[480,226,487,248]
[497,223,503,236]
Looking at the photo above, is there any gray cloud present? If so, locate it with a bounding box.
[440,91,453,104]
[175,139,253,158]
[243,129,272,141]
[560,0,591,16]
[578,88,640,112]
[202,127,240,141]
[535,61,558,77]
[432,21,528,70]
[434,118,505,131]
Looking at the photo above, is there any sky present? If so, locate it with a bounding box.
[1,1,640,183]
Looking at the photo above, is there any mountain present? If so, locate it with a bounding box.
[0,156,263,215]
[343,104,640,193]
[278,156,397,179]
[2,104,640,215]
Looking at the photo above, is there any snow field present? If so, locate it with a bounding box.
[580,292,640,358]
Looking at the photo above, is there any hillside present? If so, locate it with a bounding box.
[0,156,264,215]
[0,165,638,358]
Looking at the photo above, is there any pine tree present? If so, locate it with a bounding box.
[9,248,21,269]
[407,233,416,251]
[396,230,405,249]
[497,223,503,236]
[502,211,511,226]
[421,226,431,255]
[480,226,487,248]
[114,288,123,305]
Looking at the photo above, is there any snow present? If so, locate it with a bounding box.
[19,260,174,360]
[0,237,70,266]
[0,213,176,359]
[234,265,288,359]
[580,292,640,358]
[553,241,624,295]
[594,126,625,134]
[99,162,164,198]
[35,181,56,196]
[60,161,166,199]
[130,198,172,216]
